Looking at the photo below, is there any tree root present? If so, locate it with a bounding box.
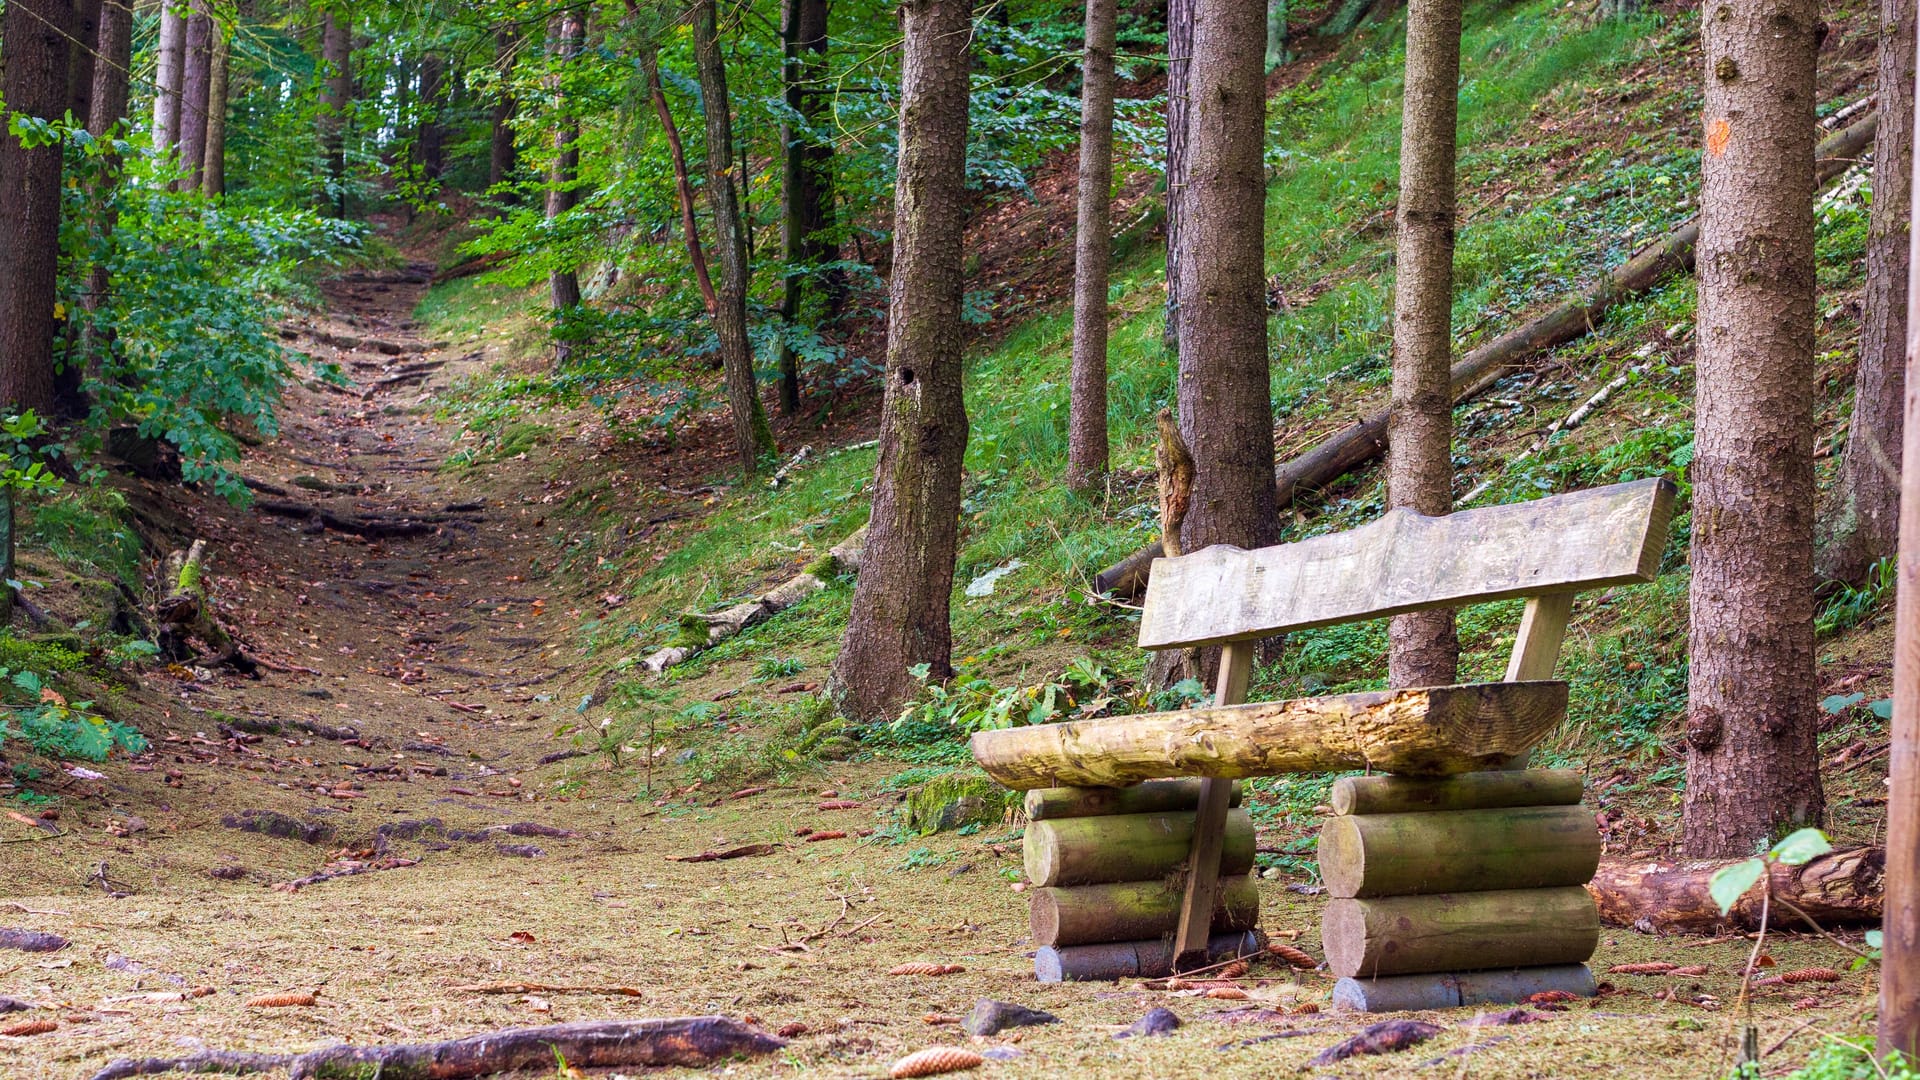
[89,1016,787,1079]
[252,499,478,539]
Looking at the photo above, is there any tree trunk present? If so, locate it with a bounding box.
[1152,0,1276,687]
[177,0,214,190]
[546,13,584,320]
[643,51,720,318]
[1820,0,1914,586]
[1162,0,1193,352]
[777,0,832,415]
[489,29,519,195]
[1067,0,1117,492]
[1266,0,1289,69]
[91,0,132,137]
[1587,848,1884,932]
[320,10,352,217]
[827,0,972,721]
[202,20,230,196]
[152,0,186,153]
[1385,0,1462,688]
[692,0,776,471]
[0,0,69,419]
[67,0,103,126]
[418,52,446,182]
[1683,0,1824,856]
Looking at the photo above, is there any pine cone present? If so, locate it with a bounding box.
[889,1046,984,1078]
[0,1019,56,1037]
[1266,943,1317,968]
[1607,962,1679,975]
[1206,987,1249,1000]
[245,992,318,1008]
[889,963,963,976]
[1755,967,1841,988]
[1671,965,1710,977]
[1527,990,1577,1004]
[1217,960,1249,979]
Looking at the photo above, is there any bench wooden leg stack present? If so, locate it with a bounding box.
[1023,779,1265,981]
[1317,769,1603,1011]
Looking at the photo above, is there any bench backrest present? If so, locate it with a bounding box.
[1138,478,1677,660]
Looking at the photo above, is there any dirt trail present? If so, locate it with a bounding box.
[0,271,1875,1078]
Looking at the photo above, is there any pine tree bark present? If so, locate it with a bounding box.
[1683,0,1825,856]
[0,0,70,418]
[152,0,186,153]
[1385,0,1462,688]
[827,0,972,721]
[776,0,833,416]
[177,0,215,190]
[546,13,585,317]
[692,0,776,471]
[1819,0,1913,586]
[92,0,132,137]
[202,21,230,196]
[67,0,103,125]
[489,29,519,194]
[1162,0,1193,353]
[418,52,447,182]
[642,51,720,317]
[319,9,352,216]
[1067,0,1117,492]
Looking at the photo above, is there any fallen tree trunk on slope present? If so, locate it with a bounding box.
[1095,112,1881,599]
[639,526,865,673]
[88,1017,787,1080]
[1587,847,1883,934]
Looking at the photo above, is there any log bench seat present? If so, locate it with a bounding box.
[970,477,1677,1008]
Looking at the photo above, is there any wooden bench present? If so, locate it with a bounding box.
[972,477,1676,1007]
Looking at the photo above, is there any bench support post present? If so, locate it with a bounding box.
[1172,640,1254,970]
[1504,593,1573,681]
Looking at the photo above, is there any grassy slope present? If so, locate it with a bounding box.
[424,0,1890,871]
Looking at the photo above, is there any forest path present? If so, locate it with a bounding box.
[0,271,1861,1077]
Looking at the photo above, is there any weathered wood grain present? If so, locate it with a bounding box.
[1034,930,1264,982]
[1317,804,1601,898]
[1330,964,1596,1012]
[1030,876,1259,947]
[1137,478,1674,650]
[1022,809,1255,888]
[1587,847,1884,933]
[1329,769,1584,816]
[973,682,1569,789]
[1172,640,1252,969]
[1322,887,1599,978]
[1022,779,1242,821]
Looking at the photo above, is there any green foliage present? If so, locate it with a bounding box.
[1779,1037,1918,1080]
[0,655,145,764]
[1708,828,1832,915]
[1817,556,1896,638]
[893,658,1122,736]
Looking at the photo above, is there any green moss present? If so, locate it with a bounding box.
[901,771,1014,836]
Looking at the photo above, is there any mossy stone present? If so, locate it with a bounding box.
[903,773,1013,836]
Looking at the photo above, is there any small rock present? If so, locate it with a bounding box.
[300,688,334,700]
[495,843,545,858]
[121,816,148,834]
[0,997,31,1013]
[0,929,68,954]
[207,865,248,881]
[962,999,1059,1037]
[1115,1007,1182,1039]
[981,1047,1024,1061]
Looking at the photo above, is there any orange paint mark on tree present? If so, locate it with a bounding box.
[1706,118,1731,157]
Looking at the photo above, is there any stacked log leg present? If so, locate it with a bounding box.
[1317,769,1601,1011]
[1022,779,1264,982]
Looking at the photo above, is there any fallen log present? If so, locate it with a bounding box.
[972,681,1568,789]
[88,1017,787,1080]
[1317,804,1600,898]
[1094,111,1881,599]
[1587,847,1883,933]
[1330,768,1584,816]
[1322,886,1600,978]
[1023,809,1256,887]
[155,540,257,674]
[639,526,865,673]
[1031,875,1259,947]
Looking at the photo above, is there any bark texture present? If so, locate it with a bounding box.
[66,0,102,126]
[90,0,132,137]
[1684,0,1825,856]
[693,0,777,471]
[202,20,230,195]
[1067,0,1117,491]
[177,0,214,189]
[1162,0,1193,352]
[1821,0,1914,586]
[152,0,186,152]
[828,0,972,721]
[546,12,585,317]
[319,10,352,216]
[417,53,447,182]
[643,51,719,316]
[489,29,519,192]
[1588,848,1884,933]
[0,0,70,418]
[1385,0,1462,688]
[776,0,834,414]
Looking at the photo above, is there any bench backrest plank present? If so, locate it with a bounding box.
[1138,478,1676,651]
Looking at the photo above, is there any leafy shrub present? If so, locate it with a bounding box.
[0,666,144,763]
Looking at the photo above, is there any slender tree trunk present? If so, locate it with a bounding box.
[1820,0,1914,587]
[68,0,103,124]
[153,0,186,153]
[1266,0,1289,69]
[692,0,776,471]
[177,0,214,190]
[827,0,972,722]
[1148,0,1275,690]
[489,29,518,194]
[202,20,230,196]
[1162,0,1193,353]
[1068,0,1117,492]
[79,0,132,377]
[776,0,831,416]
[546,13,585,321]
[418,52,446,182]
[1385,0,1462,688]
[643,53,719,317]
[0,0,69,418]
[1682,0,1825,857]
[320,10,352,217]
